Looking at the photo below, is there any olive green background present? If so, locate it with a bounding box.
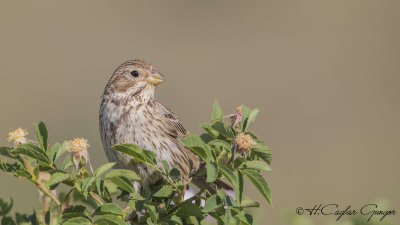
[0,1,399,224]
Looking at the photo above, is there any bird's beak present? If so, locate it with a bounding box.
[147,73,165,85]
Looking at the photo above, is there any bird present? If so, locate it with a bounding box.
[99,59,205,193]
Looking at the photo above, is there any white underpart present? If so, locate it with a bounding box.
[100,84,188,190]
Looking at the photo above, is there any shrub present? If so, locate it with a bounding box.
[0,101,272,225]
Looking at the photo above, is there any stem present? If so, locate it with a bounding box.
[160,195,206,218]
[63,187,76,207]
[154,167,180,193]
[20,157,61,206]
[88,160,94,175]
[37,181,61,206]
[49,164,57,170]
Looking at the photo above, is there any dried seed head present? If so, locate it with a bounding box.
[7,128,28,147]
[68,138,90,153]
[235,133,255,152]
[236,106,243,115]
[67,138,90,170]
[224,106,243,129]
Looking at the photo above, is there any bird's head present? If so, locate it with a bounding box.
[103,59,165,100]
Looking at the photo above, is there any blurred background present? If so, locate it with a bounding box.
[0,1,399,224]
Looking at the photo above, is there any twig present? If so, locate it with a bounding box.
[89,191,103,205]
[88,160,94,175]
[20,157,61,206]
[62,187,76,207]
[160,195,205,218]
[37,181,61,206]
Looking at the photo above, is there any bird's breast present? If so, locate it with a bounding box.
[100,101,176,163]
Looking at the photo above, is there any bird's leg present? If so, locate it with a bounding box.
[179,177,192,202]
[180,187,186,202]
[127,210,138,224]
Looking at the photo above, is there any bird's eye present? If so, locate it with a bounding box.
[130,70,139,77]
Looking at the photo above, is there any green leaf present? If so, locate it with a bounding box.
[59,141,70,159]
[185,216,200,225]
[240,106,251,132]
[46,172,70,187]
[104,169,140,181]
[209,212,225,225]
[216,189,227,200]
[104,180,119,194]
[211,121,235,139]
[224,195,237,207]
[143,150,157,165]
[161,215,182,224]
[13,143,50,164]
[242,169,272,204]
[128,193,145,211]
[236,170,243,204]
[49,142,61,163]
[176,203,203,217]
[94,203,123,216]
[0,146,13,158]
[94,163,116,177]
[28,210,38,225]
[179,135,208,161]
[111,144,155,166]
[45,210,50,225]
[225,208,238,225]
[51,141,69,163]
[153,185,174,197]
[61,154,73,170]
[144,204,158,223]
[211,100,224,122]
[96,178,105,197]
[93,215,126,225]
[0,198,13,216]
[169,168,180,180]
[62,205,91,220]
[251,143,272,164]
[219,166,243,203]
[200,123,219,139]
[15,213,30,224]
[162,160,170,173]
[203,195,222,212]
[208,140,231,151]
[34,121,48,152]
[81,177,95,198]
[240,196,260,208]
[1,216,16,225]
[62,217,91,225]
[235,212,255,225]
[219,166,237,188]
[206,158,218,183]
[239,161,272,171]
[33,167,39,180]
[110,176,134,193]
[245,108,259,131]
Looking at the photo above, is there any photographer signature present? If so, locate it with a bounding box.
[296,204,397,222]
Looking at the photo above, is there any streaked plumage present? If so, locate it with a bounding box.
[99,59,200,191]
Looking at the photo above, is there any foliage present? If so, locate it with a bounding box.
[0,102,272,225]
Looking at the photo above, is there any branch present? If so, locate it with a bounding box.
[160,195,206,219]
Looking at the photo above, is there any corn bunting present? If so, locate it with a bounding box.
[99,59,206,192]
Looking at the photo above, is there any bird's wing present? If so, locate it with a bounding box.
[154,99,189,138]
[154,99,202,178]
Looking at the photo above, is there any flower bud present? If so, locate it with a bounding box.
[224,106,243,129]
